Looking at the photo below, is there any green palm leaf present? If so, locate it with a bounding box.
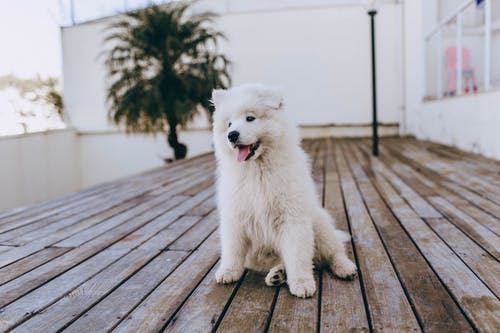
[104,2,231,160]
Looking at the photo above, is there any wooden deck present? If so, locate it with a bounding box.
[0,138,499,333]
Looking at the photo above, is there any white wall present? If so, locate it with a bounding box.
[78,129,213,186]
[213,2,403,126]
[62,1,403,129]
[0,129,80,211]
[413,90,500,159]
[403,0,500,160]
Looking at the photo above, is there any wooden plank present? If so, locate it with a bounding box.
[168,211,217,251]
[0,194,147,245]
[52,170,214,248]
[425,218,500,298]
[0,247,70,285]
[0,161,214,249]
[111,232,221,333]
[62,251,186,333]
[0,207,26,221]
[375,142,500,236]
[181,178,214,196]
[423,140,500,175]
[0,195,198,330]
[392,139,500,203]
[425,144,500,182]
[163,261,238,333]
[5,196,146,247]
[0,184,124,235]
[63,213,217,333]
[427,196,500,259]
[216,271,276,333]
[346,140,474,332]
[431,189,500,236]
[442,180,500,219]
[379,140,500,234]
[8,214,212,333]
[0,181,117,227]
[334,142,421,332]
[0,192,183,269]
[147,165,215,197]
[419,141,500,193]
[359,142,500,260]
[123,152,213,184]
[367,153,500,332]
[354,143,441,220]
[320,140,369,332]
[360,140,500,296]
[184,196,216,217]
[0,184,212,327]
[409,139,500,184]
[310,139,323,196]
[268,273,320,333]
[0,190,203,308]
[0,245,15,254]
[384,140,500,218]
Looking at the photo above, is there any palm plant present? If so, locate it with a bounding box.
[104,3,231,159]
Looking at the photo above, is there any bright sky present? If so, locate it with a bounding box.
[0,0,64,135]
[0,0,62,78]
[0,0,170,135]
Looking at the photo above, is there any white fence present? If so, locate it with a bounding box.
[425,0,500,99]
[0,129,80,211]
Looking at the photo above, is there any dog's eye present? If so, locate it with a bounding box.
[228,121,232,128]
[246,116,256,122]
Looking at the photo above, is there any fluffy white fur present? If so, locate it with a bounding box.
[212,83,357,298]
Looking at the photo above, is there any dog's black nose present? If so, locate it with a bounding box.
[228,131,239,143]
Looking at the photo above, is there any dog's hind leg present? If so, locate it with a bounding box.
[265,263,286,286]
[314,209,357,279]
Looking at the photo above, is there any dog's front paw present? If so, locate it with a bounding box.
[333,257,357,280]
[288,276,316,298]
[215,267,244,284]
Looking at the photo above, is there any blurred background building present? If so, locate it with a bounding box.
[1,0,499,211]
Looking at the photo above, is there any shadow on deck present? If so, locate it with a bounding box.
[0,138,498,332]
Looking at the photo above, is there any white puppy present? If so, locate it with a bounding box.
[211,83,357,298]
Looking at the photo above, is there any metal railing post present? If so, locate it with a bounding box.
[456,13,463,95]
[70,0,75,25]
[484,0,491,90]
[436,30,443,98]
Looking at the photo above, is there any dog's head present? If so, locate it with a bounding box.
[212,83,287,163]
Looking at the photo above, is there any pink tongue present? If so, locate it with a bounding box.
[237,145,251,162]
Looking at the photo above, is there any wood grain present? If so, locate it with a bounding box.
[0,139,498,332]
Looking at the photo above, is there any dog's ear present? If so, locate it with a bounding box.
[259,87,283,110]
[211,89,227,107]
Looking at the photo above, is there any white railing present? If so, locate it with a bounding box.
[425,0,493,98]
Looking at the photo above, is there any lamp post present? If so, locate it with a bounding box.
[365,1,379,156]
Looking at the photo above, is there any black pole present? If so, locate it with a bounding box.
[369,10,379,157]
